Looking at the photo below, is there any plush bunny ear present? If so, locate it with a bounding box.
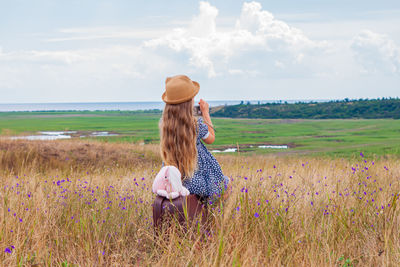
[152,166,168,193]
[167,166,182,192]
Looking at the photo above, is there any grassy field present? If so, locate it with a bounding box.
[0,139,399,266]
[1,111,400,157]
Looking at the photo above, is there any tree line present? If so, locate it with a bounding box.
[211,98,400,119]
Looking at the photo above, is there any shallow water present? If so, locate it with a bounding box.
[211,148,238,153]
[211,145,288,153]
[11,134,71,140]
[10,131,118,140]
[90,131,119,137]
[258,145,288,149]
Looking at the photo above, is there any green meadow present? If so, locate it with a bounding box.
[1,110,400,157]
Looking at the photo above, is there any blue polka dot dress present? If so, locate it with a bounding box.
[182,117,229,199]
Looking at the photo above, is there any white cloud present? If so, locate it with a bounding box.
[0,44,177,102]
[351,30,400,74]
[235,2,326,52]
[190,2,219,38]
[0,49,88,65]
[145,2,221,77]
[145,1,329,78]
[44,27,169,42]
[228,69,259,76]
[274,60,285,69]
[0,45,173,75]
[1,2,399,103]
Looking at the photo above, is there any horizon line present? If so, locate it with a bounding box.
[1,97,398,105]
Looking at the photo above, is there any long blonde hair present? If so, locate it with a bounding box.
[159,100,198,179]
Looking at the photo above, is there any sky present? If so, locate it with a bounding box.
[0,0,399,103]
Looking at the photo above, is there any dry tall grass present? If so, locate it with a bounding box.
[0,139,399,266]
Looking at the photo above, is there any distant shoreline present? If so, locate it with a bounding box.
[0,99,330,112]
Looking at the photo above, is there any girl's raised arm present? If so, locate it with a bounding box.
[199,99,215,144]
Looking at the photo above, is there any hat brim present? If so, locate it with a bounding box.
[162,81,200,104]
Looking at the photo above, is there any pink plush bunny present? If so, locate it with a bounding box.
[152,166,190,199]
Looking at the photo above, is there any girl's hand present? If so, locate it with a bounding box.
[199,99,209,115]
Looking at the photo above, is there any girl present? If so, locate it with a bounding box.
[159,74,229,200]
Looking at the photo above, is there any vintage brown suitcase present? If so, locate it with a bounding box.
[152,194,208,231]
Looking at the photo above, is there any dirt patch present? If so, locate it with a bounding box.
[276,119,307,124]
[69,131,120,138]
[0,139,160,173]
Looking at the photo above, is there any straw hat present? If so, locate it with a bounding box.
[162,75,200,104]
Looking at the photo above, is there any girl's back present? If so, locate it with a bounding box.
[159,75,229,199]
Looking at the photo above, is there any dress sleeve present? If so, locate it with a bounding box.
[197,117,210,140]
